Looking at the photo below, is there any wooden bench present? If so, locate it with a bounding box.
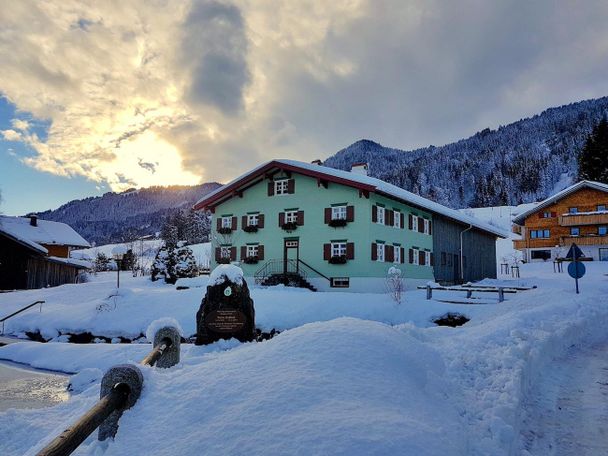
[417,285,519,303]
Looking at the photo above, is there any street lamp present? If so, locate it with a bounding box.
[111,246,128,289]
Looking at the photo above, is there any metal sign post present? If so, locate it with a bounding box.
[566,243,585,294]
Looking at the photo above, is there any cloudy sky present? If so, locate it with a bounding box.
[1,0,608,215]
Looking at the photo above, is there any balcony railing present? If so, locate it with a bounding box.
[559,213,608,226]
[560,235,608,246]
[513,238,556,249]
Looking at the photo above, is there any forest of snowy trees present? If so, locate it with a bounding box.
[323,96,608,208]
[34,183,220,244]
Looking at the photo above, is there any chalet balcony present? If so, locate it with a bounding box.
[560,234,608,246]
[559,212,608,226]
[513,238,557,249]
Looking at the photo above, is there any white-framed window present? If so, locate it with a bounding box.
[220,246,231,258]
[394,245,401,263]
[331,205,347,220]
[246,245,259,257]
[393,211,401,228]
[424,219,430,234]
[542,211,552,218]
[412,248,419,265]
[247,214,259,226]
[221,217,232,228]
[377,243,385,262]
[425,251,431,266]
[330,277,350,288]
[275,179,289,195]
[285,210,298,223]
[331,242,347,257]
[377,206,385,224]
[412,215,418,231]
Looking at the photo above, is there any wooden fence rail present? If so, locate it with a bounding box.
[1,300,44,334]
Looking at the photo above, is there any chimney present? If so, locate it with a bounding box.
[28,214,38,227]
[350,162,369,176]
[311,159,323,165]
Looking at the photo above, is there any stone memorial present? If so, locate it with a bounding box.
[195,265,256,345]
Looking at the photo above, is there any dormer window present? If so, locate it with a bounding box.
[275,179,289,195]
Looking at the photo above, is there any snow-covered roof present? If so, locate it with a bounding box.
[47,256,92,269]
[512,180,608,225]
[0,215,90,252]
[195,159,507,238]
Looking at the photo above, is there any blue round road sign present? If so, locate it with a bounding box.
[568,261,586,279]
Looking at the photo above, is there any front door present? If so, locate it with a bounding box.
[284,239,299,275]
[600,248,608,261]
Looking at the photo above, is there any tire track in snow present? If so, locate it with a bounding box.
[521,341,608,455]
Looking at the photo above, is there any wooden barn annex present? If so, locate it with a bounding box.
[0,215,91,291]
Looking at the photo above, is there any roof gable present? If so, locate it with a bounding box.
[512,180,608,225]
[194,159,507,238]
[0,216,90,250]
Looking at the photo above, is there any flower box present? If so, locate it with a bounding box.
[243,225,258,233]
[217,257,231,264]
[217,227,232,235]
[328,255,347,264]
[243,256,259,264]
[328,218,348,228]
[281,222,298,232]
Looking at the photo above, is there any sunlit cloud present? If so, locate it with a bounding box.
[1,0,608,192]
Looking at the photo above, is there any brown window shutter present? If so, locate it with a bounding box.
[216,218,222,231]
[258,214,265,228]
[387,210,394,226]
[386,245,394,262]
[215,247,221,262]
[241,246,247,259]
[230,247,236,261]
[346,205,354,222]
[430,252,434,266]
[418,220,424,233]
[400,213,405,229]
[408,214,413,229]
[324,208,331,224]
[551,211,557,218]
[400,247,405,263]
[538,212,543,219]
[288,179,295,194]
[268,182,274,196]
[372,205,378,222]
[297,210,304,226]
[241,215,247,228]
[323,243,331,260]
[429,220,433,235]
[371,243,377,261]
[346,242,355,260]
[258,245,264,260]
[232,216,237,230]
[409,248,414,264]
[419,250,425,265]
[279,212,285,226]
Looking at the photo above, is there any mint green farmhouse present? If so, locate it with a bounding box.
[194,160,506,292]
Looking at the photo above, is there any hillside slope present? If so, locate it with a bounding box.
[34,183,220,245]
[324,97,608,208]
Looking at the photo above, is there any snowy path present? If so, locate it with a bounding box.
[521,341,608,455]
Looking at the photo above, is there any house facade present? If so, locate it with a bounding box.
[195,160,505,292]
[512,181,608,261]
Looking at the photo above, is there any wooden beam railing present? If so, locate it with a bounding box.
[35,325,181,456]
[1,300,44,335]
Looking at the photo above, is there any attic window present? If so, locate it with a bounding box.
[275,180,289,195]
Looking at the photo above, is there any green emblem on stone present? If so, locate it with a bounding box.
[224,286,232,297]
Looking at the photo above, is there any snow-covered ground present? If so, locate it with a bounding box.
[0,261,607,455]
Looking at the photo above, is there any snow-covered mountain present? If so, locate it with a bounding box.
[34,183,220,245]
[323,96,608,208]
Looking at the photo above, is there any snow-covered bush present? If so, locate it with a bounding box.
[93,252,111,272]
[151,243,198,284]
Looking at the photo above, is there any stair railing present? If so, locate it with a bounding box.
[1,300,45,335]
